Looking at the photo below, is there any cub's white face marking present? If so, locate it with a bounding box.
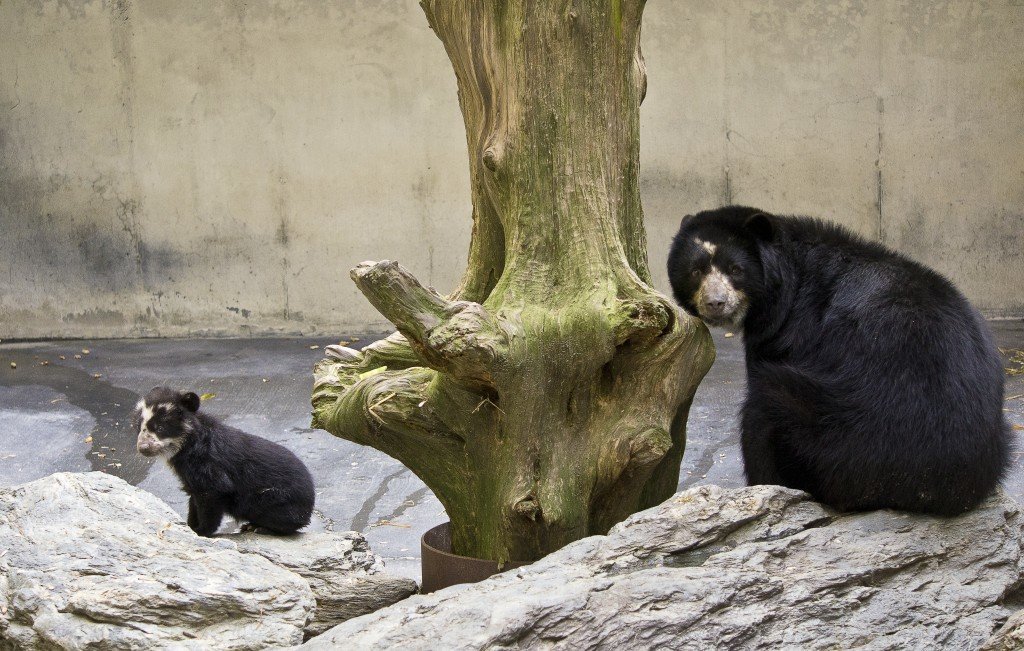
[694,237,717,255]
[136,402,184,458]
[692,265,749,328]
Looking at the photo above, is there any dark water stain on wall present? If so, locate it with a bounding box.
[641,167,729,212]
[137,239,185,287]
[0,171,137,294]
[0,163,186,320]
[890,208,1024,266]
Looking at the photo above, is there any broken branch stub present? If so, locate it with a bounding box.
[350,260,506,389]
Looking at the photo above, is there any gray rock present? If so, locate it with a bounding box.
[0,472,314,649]
[229,531,418,637]
[0,472,416,650]
[304,484,1024,650]
[984,610,1024,650]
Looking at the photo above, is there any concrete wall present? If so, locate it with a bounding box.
[1,0,1021,339]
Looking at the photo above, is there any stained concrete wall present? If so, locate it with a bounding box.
[1,1,1021,338]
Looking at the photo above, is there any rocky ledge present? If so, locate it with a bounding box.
[0,472,416,649]
[304,484,1024,650]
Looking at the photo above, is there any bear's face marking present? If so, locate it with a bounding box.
[694,238,717,255]
[135,388,198,458]
[692,265,749,328]
[668,214,765,329]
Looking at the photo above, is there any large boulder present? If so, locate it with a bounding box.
[229,531,417,637]
[0,472,415,649]
[304,485,1024,650]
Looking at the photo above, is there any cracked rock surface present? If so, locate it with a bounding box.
[304,485,1024,650]
[0,472,414,649]
[229,530,417,638]
[984,609,1024,650]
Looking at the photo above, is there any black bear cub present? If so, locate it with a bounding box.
[667,206,1010,515]
[135,387,315,536]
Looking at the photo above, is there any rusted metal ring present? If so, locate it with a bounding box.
[420,522,532,594]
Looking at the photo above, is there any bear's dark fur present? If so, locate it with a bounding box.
[667,206,1011,515]
[135,387,315,535]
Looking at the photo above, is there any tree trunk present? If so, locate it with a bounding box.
[312,0,714,563]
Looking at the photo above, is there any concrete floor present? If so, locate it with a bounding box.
[2,322,1022,582]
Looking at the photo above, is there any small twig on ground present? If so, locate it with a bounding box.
[370,519,411,528]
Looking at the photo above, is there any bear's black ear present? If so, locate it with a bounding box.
[744,212,774,241]
[680,214,694,227]
[180,392,201,413]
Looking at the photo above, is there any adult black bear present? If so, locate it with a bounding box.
[135,387,315,535]
[667,206,1010,515]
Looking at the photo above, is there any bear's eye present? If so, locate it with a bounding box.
[690,269,701,278]
[729,265,742,276]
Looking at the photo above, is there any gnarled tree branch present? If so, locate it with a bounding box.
[350,260,508,389]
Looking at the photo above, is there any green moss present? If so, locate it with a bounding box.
[611,0,623,41]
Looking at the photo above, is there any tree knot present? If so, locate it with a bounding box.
[514,496,542,521]
[612,297,673,347]
[482,146,500,172]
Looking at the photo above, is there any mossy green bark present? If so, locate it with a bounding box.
[312,0,714,563]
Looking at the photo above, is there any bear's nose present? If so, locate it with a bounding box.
[705,298,726,310]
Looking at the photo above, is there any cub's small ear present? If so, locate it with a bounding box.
[744,212,774,241]
[680,214,694,227]
[180,392,201,413]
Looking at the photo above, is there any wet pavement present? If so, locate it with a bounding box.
[2,321,1022,582]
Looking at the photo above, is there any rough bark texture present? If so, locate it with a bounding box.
[312,0,714,562]
[301,485,1024,650]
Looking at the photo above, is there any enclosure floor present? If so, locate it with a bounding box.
[2,322,1022,582]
